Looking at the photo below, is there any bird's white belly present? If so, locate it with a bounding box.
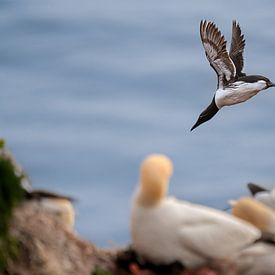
[215,81,266,108]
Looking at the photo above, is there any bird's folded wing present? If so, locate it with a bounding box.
[229,20,246,77]
[177,203,260,259]
[200,20,236,88]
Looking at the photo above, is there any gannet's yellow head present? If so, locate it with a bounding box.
[137,154,173,207]
[232,197,275,234]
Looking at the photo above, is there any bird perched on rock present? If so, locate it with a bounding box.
[0,139,75,230]
[247,182,275,210]
[130,154,260,268]
[191,20,275,131]
[24,189,76,230]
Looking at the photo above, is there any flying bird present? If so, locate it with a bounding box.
[191,20,275,131]
[131,154,260,268]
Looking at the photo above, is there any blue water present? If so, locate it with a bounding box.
[1,0,275,246]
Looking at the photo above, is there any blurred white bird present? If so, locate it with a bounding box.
[231,197,275,240]
[247,182,275,210]
[131,154,261,268]
[235,242,275,275]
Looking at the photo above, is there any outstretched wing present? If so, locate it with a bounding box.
[200,20,236,88]
[229,20,246,77]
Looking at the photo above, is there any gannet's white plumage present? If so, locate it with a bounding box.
[247,182,275,210]
[235,242,275,275]
[231,197,275,237]
[131,154,261,268]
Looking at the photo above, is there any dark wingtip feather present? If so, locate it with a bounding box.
[26,189,77,202]
[247,182,268,196]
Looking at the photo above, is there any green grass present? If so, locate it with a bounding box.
[92,268,113,275]
[0,139,24,271]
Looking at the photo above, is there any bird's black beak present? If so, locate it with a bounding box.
[190,97,219,131]
[190,116,206,131]
[247,182,268,196]
[269,82,275,87]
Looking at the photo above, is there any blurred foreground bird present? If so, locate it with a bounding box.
[231,197,275,241]
[236,242,275,275]
[131,154,260,268]
[231,196,275,275]
[191,20,275,131]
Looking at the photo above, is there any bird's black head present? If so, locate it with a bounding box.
[191,97,219,131]
[266,78,275,88]
[258,76,275,89]
[238,75,275,89]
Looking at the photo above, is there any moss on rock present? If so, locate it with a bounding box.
[0,139,24,271]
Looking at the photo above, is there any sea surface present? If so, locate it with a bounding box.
[1,0,275,246]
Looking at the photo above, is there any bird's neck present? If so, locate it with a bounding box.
[136,179,167,207]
